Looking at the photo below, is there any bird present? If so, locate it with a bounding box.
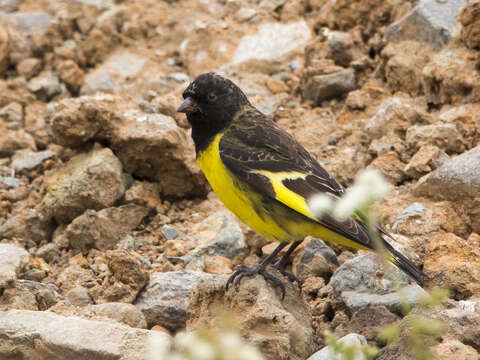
[177,72,427,298]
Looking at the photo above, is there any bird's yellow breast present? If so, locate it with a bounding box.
[197,133,291,241]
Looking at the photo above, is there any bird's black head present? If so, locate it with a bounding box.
[177,72,250,154]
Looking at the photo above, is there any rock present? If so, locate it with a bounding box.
[0,243,28,288]
[160,225,179,240]
[92,250,149,304]
[4,11,52,35]
[458,0,480,50]
[151,93,180,117]
[307,333,367,360]
[340,285,427,313]
[364,97,421,139]
[36,243,59,263]
[235,8,257,22]
[204,255,232,274]
[325,31,354,67]
[424,232,480,298]
[0,310,151,359]
[0,280,60,311]
[336,305,400,342]
[0,0,23,13]
[382,41,431,95]
[392,202,425,232]
[135,271,219,331]
[124,180,162,209]
[23,268,46,282]
[166,72,189,83]
[0,128,36,156]
[16,57,42,79]
[86,302,147,328]
[233,21,311,65]
[0,175,20,188]
[379,306,480,359]
[41,146,126,224]
[0,207,54,245]
[102,50,147,78]
[406,123,465,153]
[303,70,356,104]
[80,70,115,95]
[422,47,480,105]
[27,71,62,101]
[368,151,406,184]
[58,60,85,94]
[414,146,480,201]
[330,253,410,295]
[182,211,248,270]
[57,257,96,293]
[10,149,55,174]
[403,145,450,178]
[434,338,479,360]
[0,101,23,129]
[292,238,338,282]
[187,271,315,360]
[49,95,206,198]
[66,204,149,252]
[385,0,468,50]
[66,286,93,307]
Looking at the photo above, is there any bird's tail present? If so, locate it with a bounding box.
[382,240,428,287]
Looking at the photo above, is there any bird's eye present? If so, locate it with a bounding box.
[208,92,217,102]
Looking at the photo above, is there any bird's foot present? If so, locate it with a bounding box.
[226,265,287,299]
[271,262,302,292]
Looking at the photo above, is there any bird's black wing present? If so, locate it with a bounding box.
[219,108,374,249]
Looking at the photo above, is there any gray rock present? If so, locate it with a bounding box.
[0,0,23,12]
[66,204,149,252]
[326,31,353,67]
[161,225,179,240]
[307,333,367,360]
[365,97,405,138]
[103,51,147,78]
[182,211,248,270]
[0,176,21,188]
[385,0,468,51]
[23,269,47,282]
[233,21,310,65]
[80,71,115,95]
[414,145,480,201]
[4,11,51,35]
[303,70,356,104]
[10,149,55,173]
[42,147,126,224]
[36,242,59,262]
[27,71,62,101]
[70,0,113,10]
[340,285,427,313]
[406,123,465,153]
[0,102,23,129]
[134,271,218,330]
[0,280,60,311]
[166,72,189,83]
[86,302,147,328]
[66,286,93,307]
[392,202,425,232]
[330,253,410,295]
[293,238,338,281]
[0,243,29,288]
[0,310,152,360]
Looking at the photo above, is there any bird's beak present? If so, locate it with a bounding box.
[177,97,196,113]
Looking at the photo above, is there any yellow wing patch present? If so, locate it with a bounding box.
[254,170,318,221]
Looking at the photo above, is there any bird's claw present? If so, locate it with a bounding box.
[225,265,286,299]
[271,263,302,293]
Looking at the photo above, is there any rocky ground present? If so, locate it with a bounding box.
[0,0,479,359]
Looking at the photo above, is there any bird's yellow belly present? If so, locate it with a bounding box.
[197,134,291,241]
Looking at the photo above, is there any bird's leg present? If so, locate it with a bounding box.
[226,242,289,298]
[271,240,302,290]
